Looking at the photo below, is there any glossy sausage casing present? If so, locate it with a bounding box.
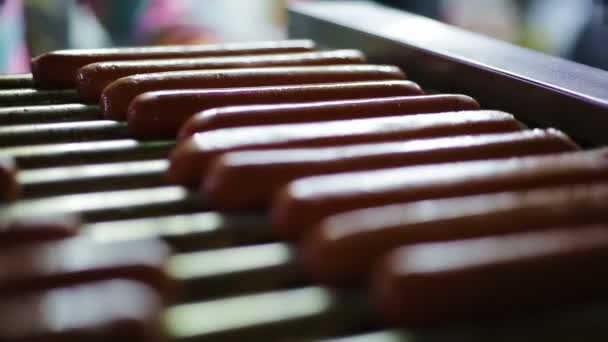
[273,148,608,239]
[102,64,406,119]
[168,110,521,186]
[302,182,608,285]
[204,129,578,209]
[77,49,366,101]
[0,280,164,341]
[0,215,79,246]
[0,237,173,298]
[127,80,424,139]
[0,157,19,202]
[373,225,608,327]
[31,39,316,88]
[178,94,479,140]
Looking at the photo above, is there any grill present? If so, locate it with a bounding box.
[1,1,608,341]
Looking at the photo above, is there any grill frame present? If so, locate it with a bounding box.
[287,0,608,146]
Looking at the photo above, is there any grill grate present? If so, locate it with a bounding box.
[2,79,607,342]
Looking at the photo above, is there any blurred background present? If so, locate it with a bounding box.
[0,0,606,73]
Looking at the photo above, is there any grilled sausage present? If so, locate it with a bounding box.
[0,215,79,246]
[204,129,578,209]
[373,225,608,326]
[0,237,173,298]
[301,182,608,285]
[178,94,479,140]
[0,280,164,341]
[168,110,521,186]
[77,49,366,101]
[0,157,19,202]
[31,39,316,88]
[101,65,406,119]
[127,80,424,139]
[273,148,608,240]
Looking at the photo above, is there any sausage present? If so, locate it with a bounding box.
[127,80,424,139]
[0,237,173,298]
[77,49,366,101]
[204,129,578,209]
[0,215,79,246]
[31,39,316,89]
[167,110,521,186]
[373,224,608,326]
[178,94,480,140]
[0,280,164,341]
[273,147,608,240]
[300,182,608,285]
[0,157,20,202]
[102,64,406,119]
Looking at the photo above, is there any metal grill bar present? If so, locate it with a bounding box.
[84,212,273,252]
[0,104,100,125]
[0,120,129,146]
[0,186,204,222]
[0,88,81,105]
[1,139,175,168]
[18,159,168,197]
[0,73,34,89]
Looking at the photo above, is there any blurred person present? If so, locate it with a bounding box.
[0,0,28,72]
[375,0,607,70]
[0,0,216,73]
[569,0,608,70]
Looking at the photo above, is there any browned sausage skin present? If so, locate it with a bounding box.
[273,148,608,240]
[204,129,578,210]
[76,50,366,101]
[301,182,608,285]
[0,157,20,202]
[178,94,480,140]
[0,237,173,298]
[101,65,407,119]
[31,39,316,88]
[0,215,79,246]
[373,225,608,327]
[0,280,164,341]
[167,110,521,186]
[127,80,424,139]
